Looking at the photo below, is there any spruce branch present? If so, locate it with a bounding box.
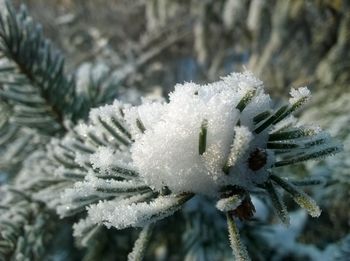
[0,196,56,260]
[3,66,341,261]
[0,1,88,133]
[25,71,340,260]
[0,101,42,174]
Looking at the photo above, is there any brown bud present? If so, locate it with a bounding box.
[248,148,267,171]
[230,195,256,221]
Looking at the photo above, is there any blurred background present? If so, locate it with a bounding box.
[13,0,350,94]
[7,0,350,260]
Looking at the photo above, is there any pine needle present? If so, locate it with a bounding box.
[226,213,250,261]
[128,224,154,261]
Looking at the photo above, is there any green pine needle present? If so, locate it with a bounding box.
[136,118,146,133]
[253,110,271,125]
[236,90,256,112]
[270,175,321,217]
[128,224,154,261]
[269,128,318,141]
[254,105,288,134]
[198,119,208,155]
[226,213,251,261]
[265,180,290,225]
[274,146,341,167]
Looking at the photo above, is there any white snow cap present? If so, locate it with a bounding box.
[126,72,279,195]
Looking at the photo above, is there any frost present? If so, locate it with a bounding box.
[88,194,189,229]
[224,126,253,171]
[89,147,132,173]
[90,147,115,170]
[73,216,94,238]
[271,116,298,133]
[216,195,243,212]
[289,87,311,105]
[89,100,128,123]
[127,224,153,261]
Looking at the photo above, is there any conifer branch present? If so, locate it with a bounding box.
[0,197,55,260]
[0,1,89,134]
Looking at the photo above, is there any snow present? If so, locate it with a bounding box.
[127,72,274,195]
[124,98,165,138]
